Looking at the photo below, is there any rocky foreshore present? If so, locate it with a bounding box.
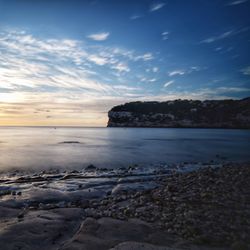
[81,163,250,249]
[0,163,249,250]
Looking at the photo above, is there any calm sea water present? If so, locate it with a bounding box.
[0,127,249,172]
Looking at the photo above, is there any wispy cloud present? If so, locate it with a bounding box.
[168,67,201,77]
[241,66,250,75]
[113,85,140,91]
[111,63,130,73]
[162,31,169,40]
[227,0,248,5]
[139,77,157,83]
[135,53,154,61]
[87,32,110,41]
[215,86,249,92]
[152,67,158,73]
[88,55,109,65]
[0,28,160,119]
[150,2,165,12]
[200,28,249,43]
[156,86,249,102]
[215,47,223,51]
[168,70,185,76]
[130,15,142,20]
[200,30,234,43]
[148,78,157,82]
[164,80,174,87]
[0,29,152,98]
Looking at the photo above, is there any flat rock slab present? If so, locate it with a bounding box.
[61,217,178,250]
[0,207,228,250]
[110,241,228,250]
[0,207,83,250]
[110,241,175,250]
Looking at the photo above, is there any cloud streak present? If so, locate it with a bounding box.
[200,30,234,43]
[168,70,185,77]
[87,32,110,41]
[150,3,165,12]
[168,67,201,77]
[200,28,249,43]
[130,15,143,20]
[0,29,157,94]
[162,31,169,40]
[227,0,248,5]
[241,66,250,75]
[164,80,174,87]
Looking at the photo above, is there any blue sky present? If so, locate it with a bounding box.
[0,0,250,126]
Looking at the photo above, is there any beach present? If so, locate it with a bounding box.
[0,162,249,250]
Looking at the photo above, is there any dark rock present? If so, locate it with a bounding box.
[17,212,24,219]
[0,189,12,196]
[60,141,80,144]
[85,164,97,171]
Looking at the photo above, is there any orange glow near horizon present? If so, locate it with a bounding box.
[0,117,108,127]
[0,91,110,126]
[0,105,108,127]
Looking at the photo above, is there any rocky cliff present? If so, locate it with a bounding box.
[107,98,250,128]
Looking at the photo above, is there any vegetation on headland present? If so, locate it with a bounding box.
[108,98,250,128]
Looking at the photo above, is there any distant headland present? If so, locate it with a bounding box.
[107,98,250,129]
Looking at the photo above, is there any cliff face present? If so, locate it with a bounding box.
[107,98,250,128]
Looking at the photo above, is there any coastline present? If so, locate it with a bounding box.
[0,162,249,250]
[107,98,250,130]
[107,125,250,130]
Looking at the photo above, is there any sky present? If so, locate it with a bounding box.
[0,0,250,126]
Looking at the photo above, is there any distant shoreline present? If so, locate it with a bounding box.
[107,125,250,129]
[0,125,250,130]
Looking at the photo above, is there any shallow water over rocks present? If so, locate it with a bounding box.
[0,162,222,209]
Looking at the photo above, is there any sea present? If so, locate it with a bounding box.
[0,126,249,172]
